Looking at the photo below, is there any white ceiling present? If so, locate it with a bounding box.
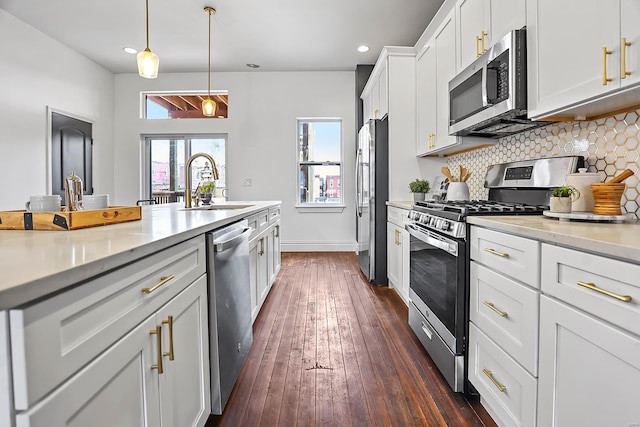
[0,0,444,73]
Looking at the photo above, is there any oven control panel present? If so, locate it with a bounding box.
[408,211,466,239]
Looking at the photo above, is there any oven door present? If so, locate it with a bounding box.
[406,222,466,354]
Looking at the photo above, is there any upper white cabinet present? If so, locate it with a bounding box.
[457,0,526,70]
[527,0,640,119]
[416,9,459,156]
[362,62,389,120]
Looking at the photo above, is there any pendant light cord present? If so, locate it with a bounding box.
[207,9,212,98]
[145,0,150,50]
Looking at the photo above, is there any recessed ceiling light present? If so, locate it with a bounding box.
[357,45,370,53]
[246,63,260,68]
[123,47,137,54]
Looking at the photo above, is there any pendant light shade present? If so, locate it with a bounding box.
[138,0,159,79]
[203,6,217,116]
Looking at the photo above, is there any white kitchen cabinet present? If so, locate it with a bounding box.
[378,65,388,119]
[10,236,206,410]
[527,0,640,120]
[248,205,281,322]
[418,9,459,155]
[416,43,437,156]
[15,276,210,427]
[0,312,12,427]
[386,206,410,305]
[456,0,526,70]
[537,296,640,427]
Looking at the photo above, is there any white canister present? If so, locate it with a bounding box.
[565,168,602,212]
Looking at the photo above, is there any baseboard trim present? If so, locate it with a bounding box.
[282,241,356,252]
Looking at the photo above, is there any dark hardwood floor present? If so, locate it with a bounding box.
[208,252,496,427]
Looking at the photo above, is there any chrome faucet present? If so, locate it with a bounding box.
[185,153,219,208]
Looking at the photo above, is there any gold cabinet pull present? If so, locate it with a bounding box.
[602,47,613,85]
[162,316,175,361]
[275,224,280,238]
[259,237,264,256]
[476,35,482,57]
[374,109,379,119]
[427,133,436,149]
[395,229,401,245]
[142,275,175,294]
[150,326,163,374]
[577,281,632,302]
[484,248,509,257]
[622,37,632,79]
[482,369,506,392]
[483,301,508,317]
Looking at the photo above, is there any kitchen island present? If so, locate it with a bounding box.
[0,201,280,427]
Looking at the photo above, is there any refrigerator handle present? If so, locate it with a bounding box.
[355,148,362,217]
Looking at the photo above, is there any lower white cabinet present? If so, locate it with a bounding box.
[15,276,210,427]
[386,206,410,305]
[249,207,281,322]
[0,312,12,427]
[537,296,640,427]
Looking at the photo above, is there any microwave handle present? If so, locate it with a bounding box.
[481,63,489,108]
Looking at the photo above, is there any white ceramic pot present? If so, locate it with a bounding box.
[549,196,572,213]
[446,182,470,201]
[565,168,601,212]
[413,192,426,202]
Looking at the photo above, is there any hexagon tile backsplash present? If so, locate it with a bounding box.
[447,108,640,218]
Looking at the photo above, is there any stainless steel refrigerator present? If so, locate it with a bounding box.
[356,118,388,284]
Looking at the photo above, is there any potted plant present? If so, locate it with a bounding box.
[409,179,430,202]
[549,185,580,213]
[197,181,216,205]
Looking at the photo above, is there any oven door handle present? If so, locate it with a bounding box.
[406,223,456,255]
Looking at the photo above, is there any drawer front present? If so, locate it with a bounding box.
[468,323,537,427]
[268,205,281,225]
[247,210,269,239]
[470,226,540,288]
[541,243,640,337]
[387,206,408,228]
[10,236,206,410]
[470,262,539,376]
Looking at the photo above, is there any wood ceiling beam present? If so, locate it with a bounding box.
[179,95,201,110]
[159,96,190,111]
[147,96,174,111]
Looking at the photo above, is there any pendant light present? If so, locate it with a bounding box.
[202,6,217,116]
[137,0,159,79]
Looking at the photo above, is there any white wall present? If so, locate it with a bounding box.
[114,71,356,251]
[0,9,115,211]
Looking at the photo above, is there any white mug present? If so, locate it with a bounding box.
[82,194,109,210]
[446,182,470,201]
[25,195,62,212]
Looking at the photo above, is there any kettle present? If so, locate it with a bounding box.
[65,172,84,211]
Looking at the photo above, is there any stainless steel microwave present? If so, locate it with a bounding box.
[448,28,548,138]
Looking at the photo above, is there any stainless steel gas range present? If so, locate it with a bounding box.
[406,156,584,392]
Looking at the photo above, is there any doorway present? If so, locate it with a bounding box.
[51,112,93,199]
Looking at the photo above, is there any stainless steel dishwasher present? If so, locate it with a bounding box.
[206,219,253,414]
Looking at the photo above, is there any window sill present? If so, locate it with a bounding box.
[295,204,346,213]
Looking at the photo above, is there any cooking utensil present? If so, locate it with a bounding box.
[441,166,455,182]
[458,165,463,182]
[460,166,471,182]
[608,168,635,184]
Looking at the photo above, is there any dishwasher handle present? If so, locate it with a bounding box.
[213,227,252,252]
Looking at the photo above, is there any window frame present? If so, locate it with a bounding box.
[295,117,345,212]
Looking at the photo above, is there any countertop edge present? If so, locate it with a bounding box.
[0,201,281,310]
[386,201,413,209]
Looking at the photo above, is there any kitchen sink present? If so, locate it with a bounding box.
[181,204,255,211]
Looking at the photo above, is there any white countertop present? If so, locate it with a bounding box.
[386,201,413,209]
[0,201,280,310]
[468,215,640,263]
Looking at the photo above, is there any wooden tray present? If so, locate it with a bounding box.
[0,206,142,231]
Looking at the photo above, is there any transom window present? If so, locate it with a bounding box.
[143,91,229,119]
[297,118,343,206]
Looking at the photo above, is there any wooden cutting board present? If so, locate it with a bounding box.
[0,206,142,230]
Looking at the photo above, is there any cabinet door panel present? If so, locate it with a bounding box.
[457,0,485,70]
[528,0,619,117]
[158,276,210,427]
[16,317,160,427]
[386,222,402,290]
[434,10,458,151]
[488,0,525,43]
[416,43,436,155]
[621,0,640,87]
[538,296,640,427]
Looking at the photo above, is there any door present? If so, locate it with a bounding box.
[621,0,640,88]
[157,276,210,427]
[457,0,486,70]
[416,43,436,155]
[538,296,640,426]
[51,112,93,199]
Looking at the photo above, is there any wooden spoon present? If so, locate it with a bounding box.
[461,168,471,182]
[441,166,455,182]
[459,165,464,182]
[608,168,635,184]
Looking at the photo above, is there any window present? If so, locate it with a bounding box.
[143,135,226,201]
[143,91,229,119]
[297,118,343,207]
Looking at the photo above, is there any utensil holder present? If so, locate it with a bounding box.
[446,182,470,201]
[591,183,625,215]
